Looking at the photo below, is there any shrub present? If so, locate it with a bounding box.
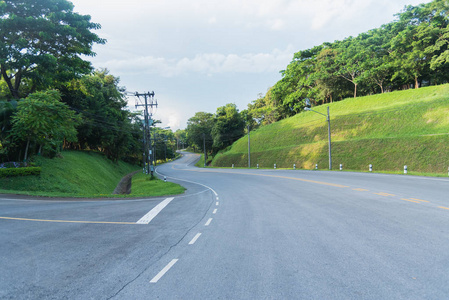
[0,167,41,178]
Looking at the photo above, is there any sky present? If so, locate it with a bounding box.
[70,0,430,130]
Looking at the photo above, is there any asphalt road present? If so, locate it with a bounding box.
[1,152,449,299]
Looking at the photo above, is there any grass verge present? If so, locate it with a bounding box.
[0,150,185,198]
[130,173,185,197]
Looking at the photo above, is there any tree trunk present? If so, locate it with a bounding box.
[354,83,358,98]
[0,64,20,99]
[415,76,419,89]
[24,139,30,162]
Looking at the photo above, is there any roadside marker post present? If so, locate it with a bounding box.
[274,164,277,169]
[369,164,373,172]
[164,176,167,182]
[315,164,318,170]
[257,164,259,169]
[339,164,343,171]
[404,165,408,174]
[293,164,296,170]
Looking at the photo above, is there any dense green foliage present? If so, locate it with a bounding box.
[0,2,177,165]
[0,0,105,99]
[212,84,449,174]
[186,103,246,155]
[61,70,142,162]
[0,167,41,178]
[11,90,80,160]
[245,0,449,126]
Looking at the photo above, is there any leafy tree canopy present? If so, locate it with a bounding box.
[11,90,80,160]
[0,0,105,99]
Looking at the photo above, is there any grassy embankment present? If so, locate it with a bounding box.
[212,84,449,175]
[0,151,185,197]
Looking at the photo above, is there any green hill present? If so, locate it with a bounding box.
[0,151,138,197]
[212,84,449,175]
[0,151,184,197]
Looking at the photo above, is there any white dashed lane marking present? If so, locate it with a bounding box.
[150,259,178,283]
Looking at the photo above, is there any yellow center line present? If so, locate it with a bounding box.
[172,167,433,207]
[409,198,430,203]
[176,168,349,188]
[401,198,421,203]
[374,192,396,197]
[0,216,137,225]
[439,206,449,210]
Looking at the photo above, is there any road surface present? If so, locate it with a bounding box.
[1,152,449,299]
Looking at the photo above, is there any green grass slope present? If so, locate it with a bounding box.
[0,151,139,197]
[212,84,449,174]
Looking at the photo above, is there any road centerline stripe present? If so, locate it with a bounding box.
[401,198,421,203]
[213,209,217,214]
[374,192,396,197]
[136,197,174,224]
[150,259,178,283]
[205,218,213,226]
[189,233,202,245]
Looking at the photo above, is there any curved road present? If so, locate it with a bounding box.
[1,152,449,299]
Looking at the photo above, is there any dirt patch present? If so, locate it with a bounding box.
[112,170,141,195]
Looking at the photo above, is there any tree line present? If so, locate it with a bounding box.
[0,0,175,164]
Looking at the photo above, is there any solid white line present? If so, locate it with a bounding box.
[205,218,213,226]
[150,259,178,283]
[189,233,202,245]
[136,197,174,224]
[155,168,218,196]
[213,209,217,214]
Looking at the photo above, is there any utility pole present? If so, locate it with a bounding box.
[304,99,332,170]
[135,91,157,176]
[247,125,251,168]
[154,132,157,167]
[327,106,332,170]
[203,133,207,167]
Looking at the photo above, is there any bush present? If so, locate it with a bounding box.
[0,167,41,178]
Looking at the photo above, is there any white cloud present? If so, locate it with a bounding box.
[102,46,294,77]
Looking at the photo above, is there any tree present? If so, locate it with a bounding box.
[11,90,80,161]
[61,70,136,162]
[174,129,187,149]
[0,0,105,99]
[211,103,245,151]
[186,112,214,153]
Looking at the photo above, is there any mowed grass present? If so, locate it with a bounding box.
[130,173,185,197]
[213,84,449,174]
[0,151,184,197]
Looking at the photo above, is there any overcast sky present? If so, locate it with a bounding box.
[70,0,430,130]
